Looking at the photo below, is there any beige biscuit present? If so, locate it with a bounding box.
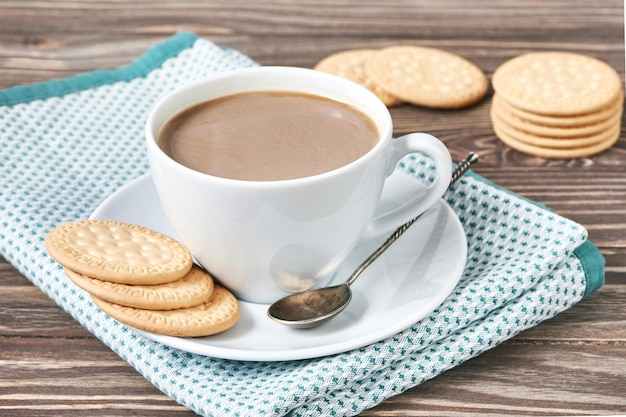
[46,220,193,285]
[314,49,403,107]
[493,92,623,128]
[364,45,489,109]
[492,117,620,158]
[491,106,621,150]
[92,285,240,337]
[491,98,623,142]
[492,52,622,115]
[65,265,215,310]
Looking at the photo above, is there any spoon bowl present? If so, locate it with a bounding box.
[267,284,352,328]
[267,152,478,329]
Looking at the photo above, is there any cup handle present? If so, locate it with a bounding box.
[363,133,452,239]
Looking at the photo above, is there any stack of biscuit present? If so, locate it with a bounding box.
[314,45,489,109]
[46,219,239,337]
[491,52,623,159]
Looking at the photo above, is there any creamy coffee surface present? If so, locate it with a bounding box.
[158,91,379,181]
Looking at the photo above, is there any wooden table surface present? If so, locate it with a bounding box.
[1,1,625,416]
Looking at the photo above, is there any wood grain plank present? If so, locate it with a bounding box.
[0,1,622,84]
[364,342,626,416]
[0,323,194,416]
[1,0,624,416]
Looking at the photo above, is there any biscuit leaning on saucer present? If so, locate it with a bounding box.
[46,219,193,285]
[91,285,240,337]
[65,265,215,310]
[47,219,241,337]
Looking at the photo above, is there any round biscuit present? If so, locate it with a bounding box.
[491,106,621,150]
[65,265,215,310]
[492,117,621,158]
[492,52,622,115]
[92,285,240,337]
[46,220,193,285]
[493,92,623,127]
[491,96,623,140]
[314,49,403,106]
[364,45,489,108]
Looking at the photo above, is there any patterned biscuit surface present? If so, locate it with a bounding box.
[65,265,214,310]
[492,52,622,115]
[314,49,402,107]
[46,220,193,285]
[364,45,489,108]
[92,285,240,337]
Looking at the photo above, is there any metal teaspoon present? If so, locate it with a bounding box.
[267,152,479,328]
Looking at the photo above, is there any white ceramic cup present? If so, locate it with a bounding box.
[146,66,452,304]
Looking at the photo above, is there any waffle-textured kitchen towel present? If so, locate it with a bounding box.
[0,32,604,416]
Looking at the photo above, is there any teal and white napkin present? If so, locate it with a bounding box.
[0,32,604,416]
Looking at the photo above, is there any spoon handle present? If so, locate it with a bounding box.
[345,152,478,287]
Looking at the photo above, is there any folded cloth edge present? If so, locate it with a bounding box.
[574,240,605,297]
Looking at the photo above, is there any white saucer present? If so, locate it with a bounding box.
[90,173,467,361]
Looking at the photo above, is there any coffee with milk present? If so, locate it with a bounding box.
[158,91,379,181]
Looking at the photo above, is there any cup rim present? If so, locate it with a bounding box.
[145,66,394,188]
